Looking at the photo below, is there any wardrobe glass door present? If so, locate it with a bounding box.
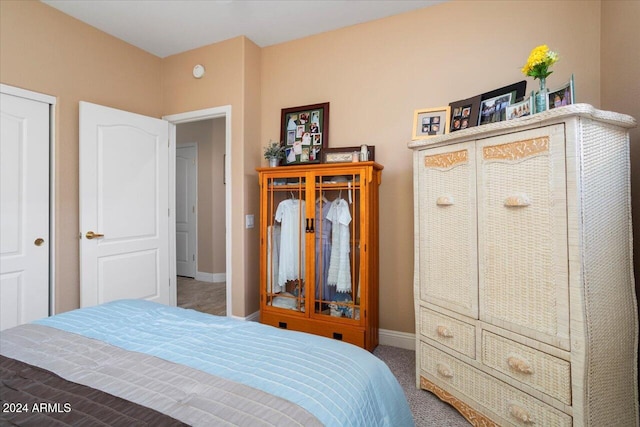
[263,172,307,314]
[311,169,363,323]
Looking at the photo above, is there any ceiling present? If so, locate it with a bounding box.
[41,0,445,58]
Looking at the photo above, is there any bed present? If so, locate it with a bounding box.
[0,299,414,426]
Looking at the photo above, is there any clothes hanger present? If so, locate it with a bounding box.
[316,191,328,203]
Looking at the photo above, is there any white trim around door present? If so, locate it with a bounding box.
[163,106,232,316]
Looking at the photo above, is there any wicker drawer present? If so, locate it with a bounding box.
[421,342,572,427]
[481,331,571,405]
[419,307,475,358]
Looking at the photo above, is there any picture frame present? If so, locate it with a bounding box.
[547,74,575,110]
[323,146,376,164]
[448,94,482,132]
[412,106,451,140]
[478,80,527,126]
[480,80,527,105]
[506,92,534,120]
[478,92,513,125]
[280,102,329,165]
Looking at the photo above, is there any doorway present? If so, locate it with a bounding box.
[165,106,231,317]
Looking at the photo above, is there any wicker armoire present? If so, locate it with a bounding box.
[409,104,638,426]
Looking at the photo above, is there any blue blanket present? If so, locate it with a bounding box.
[35,300,414,427]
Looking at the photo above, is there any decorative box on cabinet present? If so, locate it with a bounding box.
[257,162,382,351]
[409,104,638,426]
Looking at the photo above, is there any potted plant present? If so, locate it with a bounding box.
[263,140,285,167]
[521,44,559,113]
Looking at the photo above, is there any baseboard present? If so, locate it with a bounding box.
[233,310,260,322]
[379,328,415,350]
[195,271,226,283]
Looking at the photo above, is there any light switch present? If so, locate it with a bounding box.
[245,214,254,229]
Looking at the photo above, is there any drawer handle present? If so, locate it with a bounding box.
[507,355,534,374]
[504,194,530,207]
[436,363,454,378]
[509,403,535,424]
[436,325,454,338]
[436,195,454,206]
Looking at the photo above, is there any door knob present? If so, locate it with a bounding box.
[85,231,104,239]
[34,238,45,246]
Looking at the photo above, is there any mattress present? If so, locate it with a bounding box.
[0,299,414,426]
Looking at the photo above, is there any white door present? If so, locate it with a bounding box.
[0,91,50,330]
[79,101,172,307]
[176,145,197,277]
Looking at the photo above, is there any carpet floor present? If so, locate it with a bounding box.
[177,277,469,426]
[373,345,469,426]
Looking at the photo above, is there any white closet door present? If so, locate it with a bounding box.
[0,91,50,330]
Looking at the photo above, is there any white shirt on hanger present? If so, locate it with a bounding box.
[274,198,306,288]
[327,198,352,292]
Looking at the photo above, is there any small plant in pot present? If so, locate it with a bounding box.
[264,140,285,167]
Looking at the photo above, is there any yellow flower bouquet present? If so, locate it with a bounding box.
[522,45,559,113]
[521,44,559,80]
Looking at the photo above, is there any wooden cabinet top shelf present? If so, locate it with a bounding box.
[256,161,383,174]
[266,181,363,190]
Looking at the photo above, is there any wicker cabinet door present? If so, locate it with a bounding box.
[417,142,478,318]
[477,124,569,350]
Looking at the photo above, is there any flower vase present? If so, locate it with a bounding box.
[535,77,548,114]
[268,157,279,167]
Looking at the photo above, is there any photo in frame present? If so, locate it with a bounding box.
[547,74,575,110]
[478,92,513,125]
[323,146,376,164]
[478,80,527,126]
[280,102,329,165]
[448,95,482,132]
[480,80,527,105]
[506,92,534,120]
[412,106,451,140]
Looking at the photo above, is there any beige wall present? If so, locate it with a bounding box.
[0,0,162,314]
[601,0,640,285]
[160,35,261,316]
[176,118,226,276]
[261,0,603,333]
[1,0,637,335]
[242,38,263,314]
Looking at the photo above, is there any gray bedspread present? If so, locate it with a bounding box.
[0,324,322,427]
